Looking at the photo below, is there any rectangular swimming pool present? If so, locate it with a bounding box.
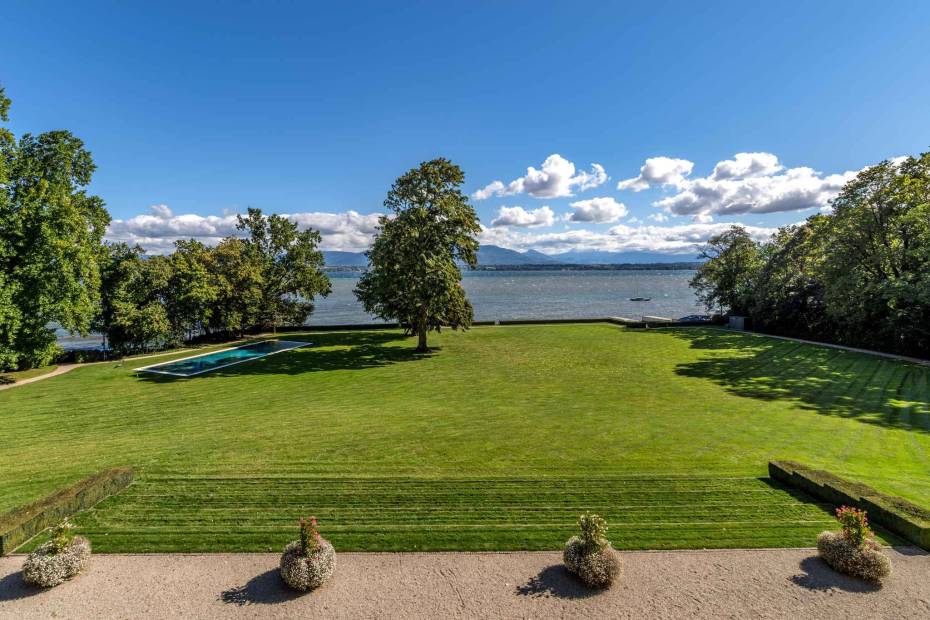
[136,340,311,377]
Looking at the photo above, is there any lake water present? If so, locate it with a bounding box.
[310,270,703,324]
[57,270,704,349]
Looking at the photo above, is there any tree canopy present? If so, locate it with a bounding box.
[0,86,110,369]
[95,209,331,354]
[236,207,332,332]
[690,226,762,316]
[355,158,480,351]
[691,151,930,357]
[95,243,173,354]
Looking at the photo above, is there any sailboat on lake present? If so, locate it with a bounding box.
[629,275,651,302]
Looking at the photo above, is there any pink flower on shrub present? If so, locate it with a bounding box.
[835,506,873,548]
[299,516,322,556]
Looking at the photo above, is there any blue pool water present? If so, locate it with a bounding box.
[138,340,310,377]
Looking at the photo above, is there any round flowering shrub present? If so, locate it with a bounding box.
[23,520,91,588]
[563,513,621,588]
[817,506,891,583]
[279,517,336,592]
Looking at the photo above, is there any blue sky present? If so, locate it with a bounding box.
[3,1,929,254]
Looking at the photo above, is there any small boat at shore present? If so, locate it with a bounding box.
[629,297,651,301]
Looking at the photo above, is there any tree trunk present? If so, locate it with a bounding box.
[416,311,428,352]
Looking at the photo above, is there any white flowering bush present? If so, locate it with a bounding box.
[279,517,336,591]
[22,521,91,588]
[817,532,891,582]
[563,513,621,588]
[817,506,891,583]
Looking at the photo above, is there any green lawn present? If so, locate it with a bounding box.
[2,324,928,551]
[0,364,58,384]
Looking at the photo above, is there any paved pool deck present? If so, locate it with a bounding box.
[1,548,928,619]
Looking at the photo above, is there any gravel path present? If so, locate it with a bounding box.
[1,548,928,619]
[0,348,203,392]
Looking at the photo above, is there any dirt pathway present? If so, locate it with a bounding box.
[0,347,208,392]
[0,365,79,392]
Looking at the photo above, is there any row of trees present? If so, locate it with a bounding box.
[96,209,331,354]
[0,87,334,368]
[691,151,930,357]
[99,159,481,356]
[1,84,482,368]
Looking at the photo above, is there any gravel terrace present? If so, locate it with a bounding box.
[1,548,929,619]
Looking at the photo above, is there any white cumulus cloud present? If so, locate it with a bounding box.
[617,157,694,191]
[283,210,383,252]
[478,221,776,255]
[472,154,607,200]
[471,181,506,201]
[566,197,628,223]
[106,204,383,254]
[709,152,783,180]
[656,165,857,218]
[619,152,860,220]
[490,205,555,228]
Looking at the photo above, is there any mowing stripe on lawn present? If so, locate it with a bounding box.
[22,474,897,553]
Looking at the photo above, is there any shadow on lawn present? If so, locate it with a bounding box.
[653,328,930,433]
[515,565,599,600]
[219,569,305,605]
[138,331,435,382]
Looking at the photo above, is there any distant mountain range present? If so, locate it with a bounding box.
[543,248,699,264]
[324,245,698,268]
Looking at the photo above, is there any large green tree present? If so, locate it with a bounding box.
[819,154,930,353]
[0,87,19,370]
[0,86,110,369]
[689,152,930,357]
[96,243,175,354]
[355,158,480,352]
[690,225,763,316]
[166,239,219,340]
[206,237,264,337]
[235,208,331,332]
[749,219,830,339]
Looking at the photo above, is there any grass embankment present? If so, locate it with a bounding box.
[2,324,928,551]
[25,475,878,552]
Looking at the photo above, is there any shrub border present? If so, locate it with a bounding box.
[0,467,134,555]
[769,460,930,550]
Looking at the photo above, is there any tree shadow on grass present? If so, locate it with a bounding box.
[652,328,930,433]
[0,571,45,602]
[515,565,599,600]
[219,569,305,605]
[137,331,436,382]
[789,556,882,593]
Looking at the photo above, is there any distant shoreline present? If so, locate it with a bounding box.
[325,262,701,273]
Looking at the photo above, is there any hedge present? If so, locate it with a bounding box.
[54,349,111,364]
[0,467,134,555]
[769,460,930,550]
